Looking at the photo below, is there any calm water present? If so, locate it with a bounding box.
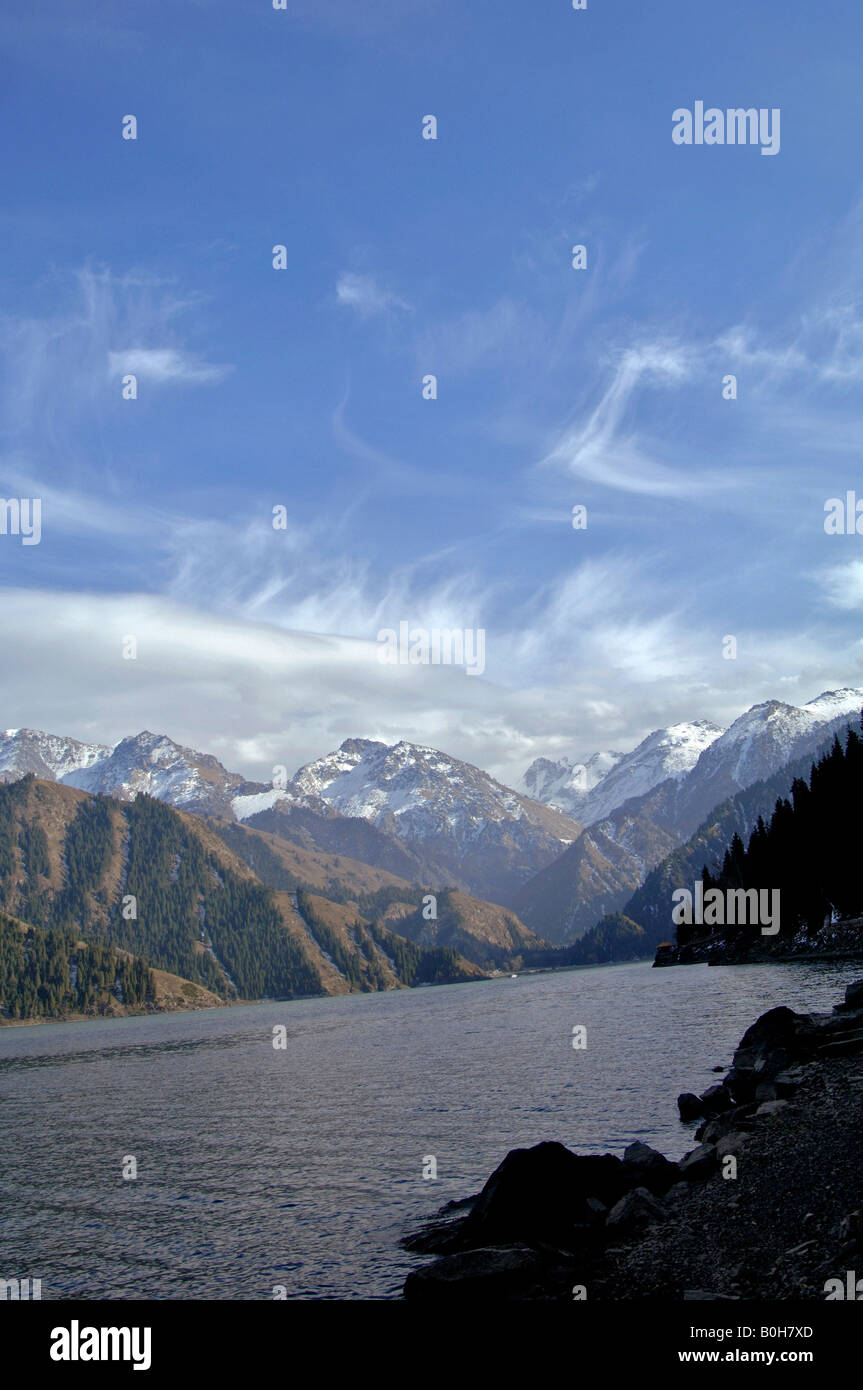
[1,959,861,1300]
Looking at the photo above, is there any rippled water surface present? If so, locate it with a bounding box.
[1,959,860,1299]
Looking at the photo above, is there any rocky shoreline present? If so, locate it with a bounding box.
[401,979,863,1300]
[653,916,863,967]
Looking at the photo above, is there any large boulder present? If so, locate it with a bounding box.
[622,1141,679,1195]
[839,979,863,1012]
[677,1092,704,1121]
[403,1245,564,1300]
[726,1008,808,1099]
[679,1143,717,1183]
[457,1141,629,1249]
[606,1186,667,1234]
[733,1006,802,1061]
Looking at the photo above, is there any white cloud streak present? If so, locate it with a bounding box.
[335,273,409,318]
[107,348,231,386]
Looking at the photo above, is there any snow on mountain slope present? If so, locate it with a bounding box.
[291,737,577,843]
[520,751,622,816]
[678,688,863,828]
[232,786,296,820]
[0,729,111,783]
[580,720,723,824]
[522,722,722,825]
[286,737,584,905]
[68,731,254,815]
[0,728,260,818]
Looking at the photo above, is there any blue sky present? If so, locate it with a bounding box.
[3,0,863,786]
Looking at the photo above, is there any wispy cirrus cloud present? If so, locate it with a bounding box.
[335,272,410,318]
[0,266,231,440]
[107,347,232,386]
[415,297,547,377]
[538,342,725,498]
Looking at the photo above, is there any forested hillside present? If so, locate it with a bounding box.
[686,726,863,945]
[295,890,482,988]
[0,776,487,1021]
[0,907,153,1020]
[377,887,544,969]
[516,714,863,969]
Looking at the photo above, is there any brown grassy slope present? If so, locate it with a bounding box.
[270,890,352,996]
[297,892,402,991]
[385,889,545,967]
[1,780,128,931]
[209,817,417,900]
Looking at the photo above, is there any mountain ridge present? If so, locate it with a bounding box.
[4,685,862,946]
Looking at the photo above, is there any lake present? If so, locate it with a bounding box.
[1,958,860,1299]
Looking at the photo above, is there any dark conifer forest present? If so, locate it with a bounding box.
[680,723,863,946]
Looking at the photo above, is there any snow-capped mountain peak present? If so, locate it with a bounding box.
[0,727,261,818]
[292,737,537,830]
[0,728,112,784]
[520,750,622,808]
[521,719,723,825]
[687,687,863,796]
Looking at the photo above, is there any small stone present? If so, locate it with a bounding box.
[755,1099,789,1117]
[838,1209,863,1244]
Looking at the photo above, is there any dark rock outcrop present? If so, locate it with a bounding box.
[403,1245,573,1301]
[621,1141,679,1196]
[676,1091,703,1121]
[456,1141,630,1250]
[605,1186,667,1234]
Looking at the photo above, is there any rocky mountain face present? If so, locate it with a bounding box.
[512,794,681,944]
[0,728,261,817]
[0,728,111,783]
[4,687,862,948]
[241,737,584,905]
[520,723,720,825]
[671,689,863,832]
[513,690,863,943]
[286,737,573,839]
